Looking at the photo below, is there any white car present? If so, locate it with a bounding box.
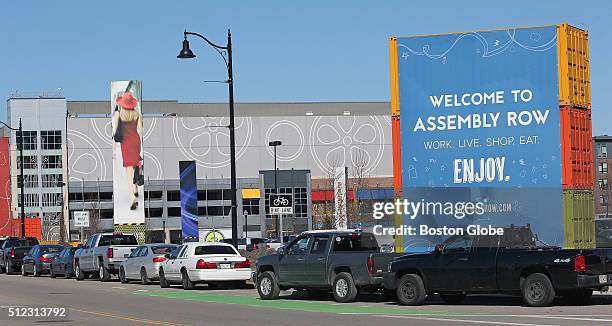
[158,242,251,290]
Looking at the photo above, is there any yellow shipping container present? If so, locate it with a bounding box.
[563,190,595,249]
[558,24,591,109]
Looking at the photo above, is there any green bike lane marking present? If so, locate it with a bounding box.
[134,291,491,317]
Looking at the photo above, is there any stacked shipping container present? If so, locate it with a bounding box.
[390,24,596,251]
[558,24,595,249]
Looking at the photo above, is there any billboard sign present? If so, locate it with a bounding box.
[393,26,563,250]
[270,194,293,214]
[179,161,198,240]
[111,80,145,224]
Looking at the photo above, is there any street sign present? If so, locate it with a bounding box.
[270,194,293,215]
[74,211,90,228]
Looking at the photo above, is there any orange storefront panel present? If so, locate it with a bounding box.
[560,106,593,189]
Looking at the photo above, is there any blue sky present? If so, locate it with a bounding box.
[1,1,610,133]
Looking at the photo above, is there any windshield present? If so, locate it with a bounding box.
[332,233,379,252]
[194,245,237,255]
[98,235,138,246]
[151,245,177,254]
[41,245,64,253]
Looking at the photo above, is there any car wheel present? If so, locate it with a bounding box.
[6,260,13,275]
[119,267,128,284]
[396,274,426,306]
[159,268,170,288]
[332,272,358,303]
[440,293,466,304]
[257,271,280,300]
[21,264,27,277]
[562,289,593,305]
[99,264,111,282]
[181,269,195,290]
[75,263,85,281]
[140,268,150,285]
[521,273,555,307]
[33,264,41,277]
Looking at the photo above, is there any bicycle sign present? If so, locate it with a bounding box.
[270,194,293,215]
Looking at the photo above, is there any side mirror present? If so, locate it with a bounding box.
[435,244,443,253]
[276,247,284,255]
[164,253,171,259]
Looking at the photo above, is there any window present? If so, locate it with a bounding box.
[41,174,62,188]
[42,193,61,207]
[600,144,608,158]
[151,245,177,255]
[169,245,183,259]
[98,235,138,246]
[17,156,38,169]
[17,131,37,150]
[40,130,62,150]
[600,179,609,190]
[194,245,237,255]
[332,233,379,252]
[23,175,38,188]
[146,191,163,200]
[600,162,609,174]
[41,155,62,169]
[242,199,259,215]
[311,236,329,254]
[167,207,181,217]
[166,190,180,201]
[287,237,311,255]
[145,208,163,218]
[40,245,64,253]
[19,193,39,207]
[600,196,609,206]
[443,236,473,253]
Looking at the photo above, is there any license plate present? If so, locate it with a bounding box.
[599,275,608,284]
[219,263,231,269]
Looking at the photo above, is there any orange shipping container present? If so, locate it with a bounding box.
[392,116,402,196]
[560,106,593,189]
[558,24,590,109]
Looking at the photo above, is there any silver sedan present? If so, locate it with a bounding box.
[119,243,177,284]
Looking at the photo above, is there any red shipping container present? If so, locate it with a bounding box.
[392,116,402,197]
[560,106,593,190]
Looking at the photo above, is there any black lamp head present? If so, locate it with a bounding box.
[177,35,196,59]
[268,140,282,147]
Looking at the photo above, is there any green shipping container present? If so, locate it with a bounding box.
[563,190,595,249]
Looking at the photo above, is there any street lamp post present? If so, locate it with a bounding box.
[0,119,25,237]
[268,140,282,240]
[178,29,238,247]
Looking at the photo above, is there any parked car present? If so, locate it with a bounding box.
[50,246,81,278]
[158,242,251,290]
[73,233,139,281]
[254,229,402,303]
[384,228,612,307]
[223,238,266,251]
[0,237,39,275]
[264,239,282,251]
[21,244,65,277]
[119,243,177,284]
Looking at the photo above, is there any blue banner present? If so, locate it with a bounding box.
[179,161,198,241]
[395,26,563,251]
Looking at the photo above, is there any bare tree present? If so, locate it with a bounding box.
[348,145,370,228]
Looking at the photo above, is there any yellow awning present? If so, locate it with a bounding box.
[241,188,260,199]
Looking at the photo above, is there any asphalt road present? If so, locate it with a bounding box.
[1,273,612,325]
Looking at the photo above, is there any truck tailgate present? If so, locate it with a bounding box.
[109,246,138,262]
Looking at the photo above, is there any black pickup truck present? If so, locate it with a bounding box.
[0,237,39,275]
[384,228,612,307]
[255,230,401,303]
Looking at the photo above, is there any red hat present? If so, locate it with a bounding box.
[116,92,139,110]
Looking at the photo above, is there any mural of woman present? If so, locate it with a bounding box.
[112,91,143,210]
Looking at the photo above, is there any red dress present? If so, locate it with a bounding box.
[120,120,142,167]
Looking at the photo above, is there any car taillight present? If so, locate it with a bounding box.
[40,255,52,262]
[152,257,166,263]
[107,247,113,259]
[10,248,14,258]
[196,259,217,269]
[574,255,586,273]
[367,256,375,275]
[234,259,251,269]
